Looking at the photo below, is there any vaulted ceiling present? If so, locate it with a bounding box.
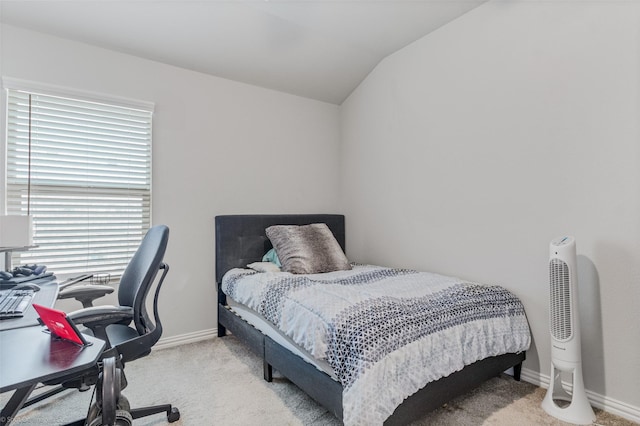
[0,1,485,104]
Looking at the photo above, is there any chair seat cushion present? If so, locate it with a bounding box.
[106,324,140,346]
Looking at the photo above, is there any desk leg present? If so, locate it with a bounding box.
[0,384,37,426]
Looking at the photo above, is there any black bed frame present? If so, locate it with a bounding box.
[215,214,525,425]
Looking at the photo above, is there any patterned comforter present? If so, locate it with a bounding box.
[222,264,531,425]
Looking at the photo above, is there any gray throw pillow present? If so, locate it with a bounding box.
[265,223,351,274]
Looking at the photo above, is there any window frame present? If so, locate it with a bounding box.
[3,78,155,278]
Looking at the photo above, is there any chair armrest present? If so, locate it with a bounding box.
[58,284,115,308]
[58,284,114,300]
[68,305,134,328]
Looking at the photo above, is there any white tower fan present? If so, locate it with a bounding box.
[542,236,595,424]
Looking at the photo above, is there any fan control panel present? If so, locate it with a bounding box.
[551,236,574,247]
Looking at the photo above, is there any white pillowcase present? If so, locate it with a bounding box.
[247,261,282,273]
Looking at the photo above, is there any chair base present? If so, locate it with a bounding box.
[62,357,180,426]
[62,404,180,426]
[131,405,180,422]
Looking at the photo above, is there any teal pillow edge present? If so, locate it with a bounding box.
[262,248,282,267]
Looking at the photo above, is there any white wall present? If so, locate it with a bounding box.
[0,24,342,339]
[2,1,639,418]
[340,0,640,416]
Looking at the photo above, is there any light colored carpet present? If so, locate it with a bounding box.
[4,336,636,425]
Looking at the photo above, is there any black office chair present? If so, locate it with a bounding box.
[26,225,180,426]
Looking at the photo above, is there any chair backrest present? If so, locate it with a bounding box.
[118,225,169,336]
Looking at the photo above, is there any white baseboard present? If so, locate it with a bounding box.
[154,328,217,350]
[521,367,640,424]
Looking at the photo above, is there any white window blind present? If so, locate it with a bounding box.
[5,87,153,277]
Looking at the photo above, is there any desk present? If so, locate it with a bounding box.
[0,327,105,425]
[0,279,105,426]
[0,280,59,331]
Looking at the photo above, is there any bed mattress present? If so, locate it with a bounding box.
[222,264,531,425]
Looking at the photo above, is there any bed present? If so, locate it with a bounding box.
[215,214,530,425]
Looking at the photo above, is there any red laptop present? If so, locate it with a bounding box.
[32,303,91,346]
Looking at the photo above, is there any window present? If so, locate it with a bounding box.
[4,83,153,277]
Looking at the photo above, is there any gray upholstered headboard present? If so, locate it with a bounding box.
[215,214,346,284]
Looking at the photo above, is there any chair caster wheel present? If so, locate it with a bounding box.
[88,410,133,426]
[167,407,180,422]
[117,395,130,412]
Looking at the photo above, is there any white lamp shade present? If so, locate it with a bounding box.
[0,215,34,248]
